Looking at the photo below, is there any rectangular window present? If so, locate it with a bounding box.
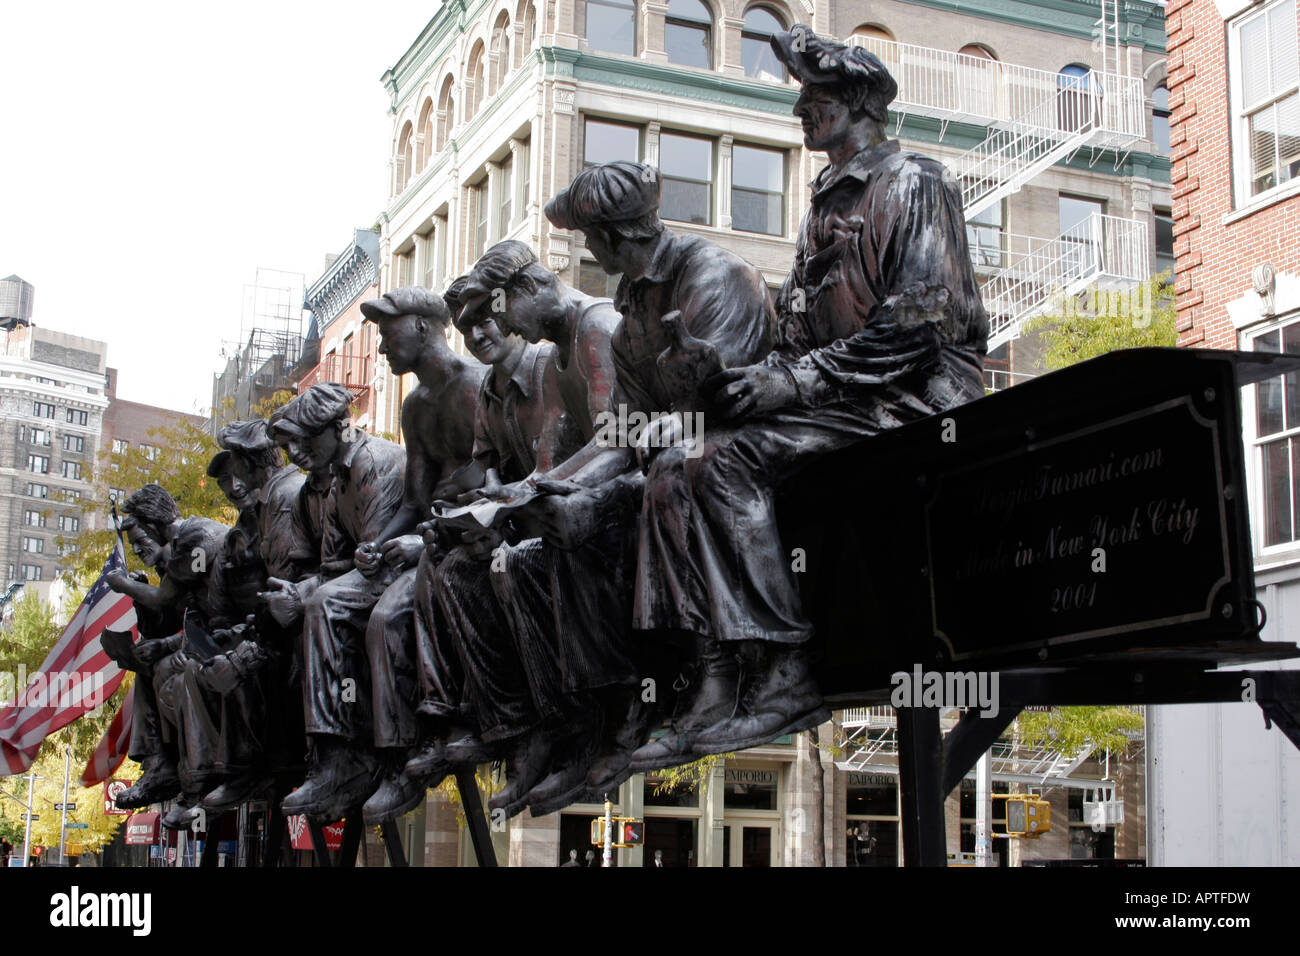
[64,434,84,453]
[577,260,620,298]
[24,511,45,527]
[1250,318,1300,546]
[361,323,374,385]
[660,131,714,226]
[62,461,82,479]
[420,227,437,290]
[473,184,489,259]
[966,201,1006,269]
[58,488,80,502]
[583,118,641,167]
[66,408,87,426]
[586,0,636,56]
[32,401,55,419]
[1154,206,1175,276]
[498,153,514,236]
[1058,194,1105,278]
[1231,0,1299,200]
[22,537,44,554]
[22,564,42,581]
[140,444,159,462]
[58,514,80,533]
[27,483,48,498]
[112,439,128,454]
[28,455,49,474]
[731,144,785,235]
[517,139,530,218]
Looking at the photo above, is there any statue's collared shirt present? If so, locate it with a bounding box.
[257,464,308,582]
[612,229,775,414]
[771,138,988,407]
[472,342,561,482]
[317,430,406,579]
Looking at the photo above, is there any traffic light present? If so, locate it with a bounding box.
[619,821,644,846]
[1004,796,1051,837]
[589,817,645,847]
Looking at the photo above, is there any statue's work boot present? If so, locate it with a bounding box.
[691,646,830,755]
[629,643,739,772]
[202,770,275,814]
[404,738,453,780]
[115,756,181,810]
[488,734,552,820]
[525,719,603,817]
[281,737,379,820]
[363,770,435,825]
[161,793,202,831]
[585,692,658,795]
[442,732,499,765]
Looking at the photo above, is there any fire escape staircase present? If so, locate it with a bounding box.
[835,707,1127,789]
[849,37,1151,353]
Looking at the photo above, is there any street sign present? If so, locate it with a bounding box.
[64,822,88,829]
[7,858,24,868]
[21,814,39,821]
[54,802,76,811]
[104,779,130,815]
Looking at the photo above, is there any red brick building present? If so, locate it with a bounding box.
[100,368,207,499]
[1152,0,1300,864]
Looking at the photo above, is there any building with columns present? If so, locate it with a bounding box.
[368,0,1168,866]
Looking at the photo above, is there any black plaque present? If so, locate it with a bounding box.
[926,395,1231,659]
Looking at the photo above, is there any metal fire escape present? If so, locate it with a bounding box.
[850,35,1151,355]
[835,707,1142,790]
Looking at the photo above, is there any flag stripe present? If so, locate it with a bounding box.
[0,547,141,776]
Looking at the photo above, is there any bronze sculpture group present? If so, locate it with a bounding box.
[102,27,988,833]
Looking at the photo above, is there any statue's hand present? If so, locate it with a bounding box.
[524,480,609,551]
[105,569,131,593]
[134,639,172,666]
[635,414,686,474]
[354,541,382,575]
[381,534,424,572]
[258,577,303,628]
[703,366,797,421]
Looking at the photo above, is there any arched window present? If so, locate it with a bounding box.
[957,44,999,119]
[466,41,487,120]
[742,6,786,81]
[396,121,414,192]
[491,13,512,92]
[1057,63,1095,132]
[1151,83,1170,154]
[417,98,435,170]
[666,0,712,70]
[437,75,456,150]
[523,2,537,52]
[851,23,896,73]
[587,0,635,56]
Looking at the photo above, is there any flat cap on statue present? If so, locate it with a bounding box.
[461,240,539,310]
[218,419,276,455]
[359,286,450,324]
[770,24,898,123]
[267,383,352,441]
[205,449,232,478]
[545,160,661,230]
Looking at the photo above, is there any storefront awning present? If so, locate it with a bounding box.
[125,811,160,845]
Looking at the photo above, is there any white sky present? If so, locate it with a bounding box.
[0,1,437,414]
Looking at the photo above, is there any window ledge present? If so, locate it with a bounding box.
[1223,179,1300,226]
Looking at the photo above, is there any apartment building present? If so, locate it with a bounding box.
[369,0,1168,866]
[296,229,386,432]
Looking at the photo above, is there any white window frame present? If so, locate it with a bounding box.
[1228,0,1300,206]
[1241,309,1300,560]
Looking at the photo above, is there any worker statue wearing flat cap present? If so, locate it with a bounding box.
[524,158,776,793]
[629,25,988,767]
[259,382,407,822]
[352,285,486,824]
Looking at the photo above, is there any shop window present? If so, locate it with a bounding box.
[722,767,776,810]
[644,775,701,808]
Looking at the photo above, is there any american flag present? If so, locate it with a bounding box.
[0,546,138,777]
[81,689,134,787]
